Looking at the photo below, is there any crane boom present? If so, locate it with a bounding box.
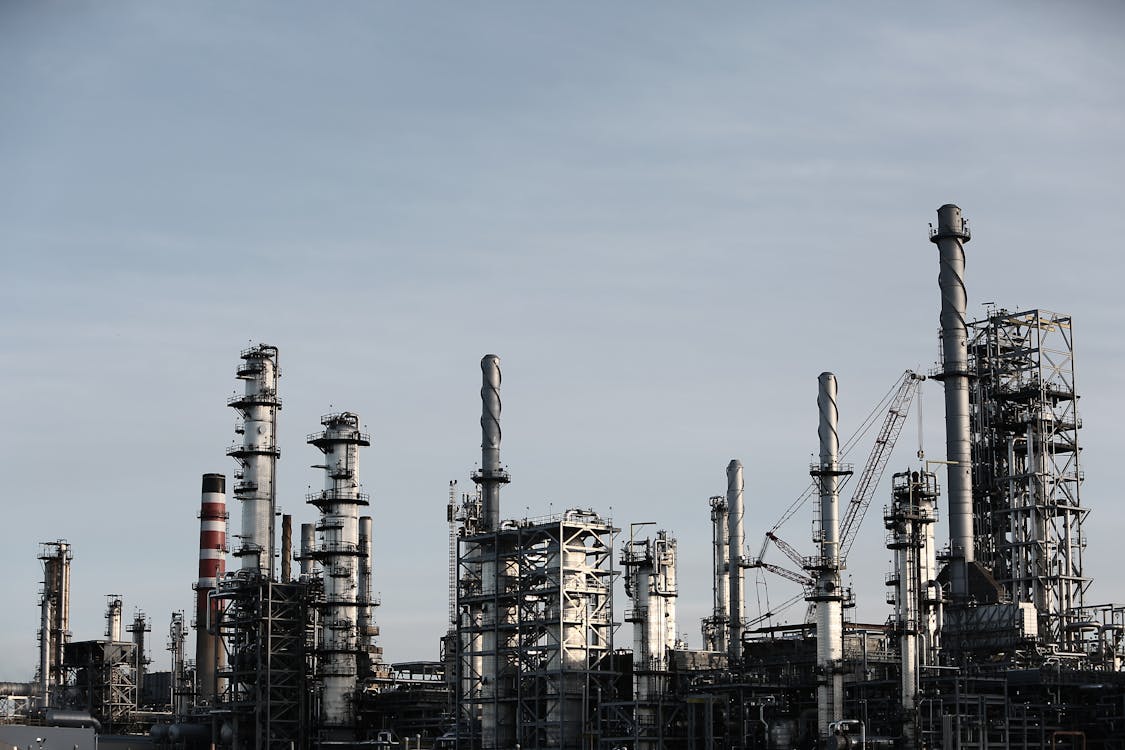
[838,370,923,561]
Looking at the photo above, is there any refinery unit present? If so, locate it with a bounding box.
[3,204,1125,749]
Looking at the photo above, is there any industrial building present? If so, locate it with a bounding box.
[3,204,1125,748]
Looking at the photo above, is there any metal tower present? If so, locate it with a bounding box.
[306,411,373,731]
[228,344,281,576]
[967,308,1089,645]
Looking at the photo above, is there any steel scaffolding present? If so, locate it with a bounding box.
[63,640,137,732]
[456,509,617,750]
[215,573,315,750]
[968,308,1089,645]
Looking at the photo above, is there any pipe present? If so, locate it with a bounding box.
[195,473,226,706]
[726,459,745,662]
[930,204,974,599]
[814,372,844,736]
[281,514,292,582]
[358,515,375,664]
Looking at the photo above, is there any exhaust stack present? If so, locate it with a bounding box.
[812,372,845,736]
[195,473,227,705]
[930,204,974,599]
[726,460,745,662]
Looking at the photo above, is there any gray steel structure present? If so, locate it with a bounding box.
[214,574,315,750]
[966,308,1090,647]
[63,639,137,733]
[929,204,975,601]
[456,355,618,750]
[809,373,847,738]
[456,510,617,750]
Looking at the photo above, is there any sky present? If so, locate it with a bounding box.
[2,2,1124,681]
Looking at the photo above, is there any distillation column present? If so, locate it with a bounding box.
[472,354,514,750]
[624,531,678,750]
[702,496,729,653]
[195,473,227,705]
[37,540,72,709]
[885,470,939,750]
[726,460,745,662]
[105,596,124,641]
[811,373,845,737]
[227,344,281,576]
[930,205,974,600]
[307,412,371,731]
[357,515,380,677]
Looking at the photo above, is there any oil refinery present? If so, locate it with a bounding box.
[3,204,1124,749]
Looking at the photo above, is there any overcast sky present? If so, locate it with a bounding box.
[2,2,1124,680]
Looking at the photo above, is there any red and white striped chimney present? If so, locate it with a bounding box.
[195,473,227,704]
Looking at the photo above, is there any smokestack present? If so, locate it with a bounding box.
[726,460,745,662]
[930,204,974,600]
[475,354,510,531]
[195,473,227,705]
[813,372,845,735]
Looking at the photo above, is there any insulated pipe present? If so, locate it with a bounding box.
[299,523,315,577]
[195,473,226,706]
[930,204,974,600]
[726,460,745,662]
[814,372,844,736]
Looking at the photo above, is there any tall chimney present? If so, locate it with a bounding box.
[930,204,974,600]
[475,355,509,531]
[726,460,745,662]
[813,372,845,736]
[195,473,227,705]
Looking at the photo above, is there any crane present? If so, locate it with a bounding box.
[750,369,924,591]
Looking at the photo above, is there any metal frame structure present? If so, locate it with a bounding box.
[968,308,1089,646]
[456,510,617,750]
[215,573,315,750]
[63,639,137,732]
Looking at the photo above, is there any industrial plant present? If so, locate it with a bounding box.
[4,204,1125,748]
